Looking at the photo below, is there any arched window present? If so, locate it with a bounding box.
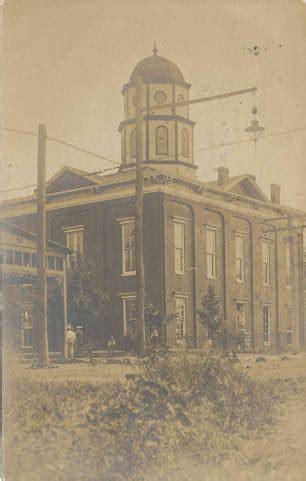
[156,126,168,155]
[181,128,189,158]
[130,129,136,158]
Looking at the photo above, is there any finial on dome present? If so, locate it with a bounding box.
[152,41,158,55]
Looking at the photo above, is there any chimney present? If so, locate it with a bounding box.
[270,184,281,204]
[217,167,229,186]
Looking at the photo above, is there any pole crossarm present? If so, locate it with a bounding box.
[144,87,257,112]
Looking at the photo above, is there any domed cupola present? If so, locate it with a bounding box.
[119,45,197,178]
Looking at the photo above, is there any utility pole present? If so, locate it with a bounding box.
[135,76,146,355]
[36,123,49,367]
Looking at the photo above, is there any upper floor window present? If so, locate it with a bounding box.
[64,226,84,255]
[285,243,292,288]
[156,126,168,155]
[174,219,185,275]
[130,128,136,158]
[206,228,216,279]
[262,240,271,286]
[235,235,245,282]
[120,218,136,275]
[181,129,189,158]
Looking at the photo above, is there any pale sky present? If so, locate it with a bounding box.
[2,0,306,209]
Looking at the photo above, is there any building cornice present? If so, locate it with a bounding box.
[118,114,196,132]
[3,170,305,221]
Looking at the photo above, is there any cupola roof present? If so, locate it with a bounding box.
[129,51,186,86]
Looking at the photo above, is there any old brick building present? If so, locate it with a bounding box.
[3,51,305,351]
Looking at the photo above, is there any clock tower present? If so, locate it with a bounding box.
[119,47,197,178]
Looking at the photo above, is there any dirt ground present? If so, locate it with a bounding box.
[11,351,306,383]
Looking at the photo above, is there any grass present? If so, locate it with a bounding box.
[3,350,306,481]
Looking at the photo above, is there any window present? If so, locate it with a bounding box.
[285,243,292,288]
[23,252,31,267]
[123,296,137,337]
[48,256,55,270]
[174,220,185,274]
[121,219,136,275]
[236,303,247,332]
[65,229,84,254]
[31,254,37,268]
[56,257,64,271]
[235,235,245,282]
[262,241,271,285]
[130,128,136,158]
[286,309,293,345]
[206,228,216,279]
[263,304,271,344]
[181,129,189,158]
[156,126,168,155]
[175,296,186,342]
[64,226,84,265]
[6,250,14,265]
[21,307,33,347]
[15,251,22,266]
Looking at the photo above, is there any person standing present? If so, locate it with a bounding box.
[67,326,77,359]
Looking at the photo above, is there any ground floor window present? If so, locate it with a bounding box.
[122,296,137,338]
[175,296,187,343]
[286,309,293,345]
[263,304,271,344]
[236,303,247,332]
[21,306,33,347]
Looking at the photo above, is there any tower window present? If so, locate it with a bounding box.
[181,129,189,158]
[131,128,136,158]
[156,126,168,155]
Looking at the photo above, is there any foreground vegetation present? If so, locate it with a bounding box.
[4,351,305,481]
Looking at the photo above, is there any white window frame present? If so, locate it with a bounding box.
[122,295,137,337]
[206,227,217,279]
[130,128,136,159]
[286,308,294,345]
[181,128,189,158]
[262,240,271,286]
[20,305,33,347]
[236,302,248,332]
[175,296,187,342]
[235,234,245,283]
[285,243,292,288]
[63,225,84,257]
[118,217,136,276]
[263,304,271,345]
[174,219,186,275]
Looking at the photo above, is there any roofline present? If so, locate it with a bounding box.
[2,169,305,219]
[0,220,72,254]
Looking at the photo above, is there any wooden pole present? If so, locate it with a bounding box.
[36,123,49,366]
[135,76,146,355]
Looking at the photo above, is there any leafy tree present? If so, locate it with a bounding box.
[198,285,223,348]
[67,253,110,346]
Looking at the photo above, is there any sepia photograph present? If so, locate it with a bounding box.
[1,1,306,480]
